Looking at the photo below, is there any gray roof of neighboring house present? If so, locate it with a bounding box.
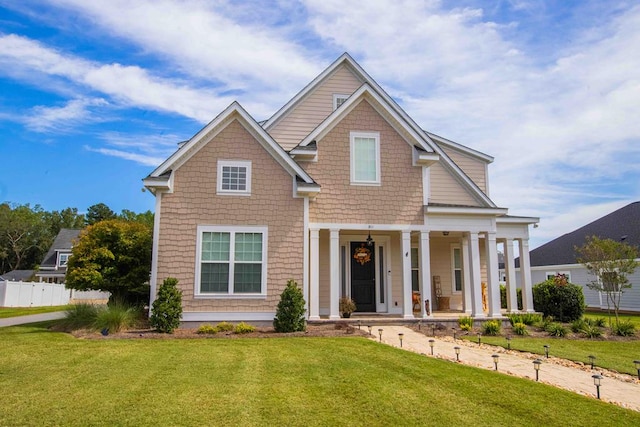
[528,202,640,267]
[39,228,82,269]
[0,269,35,281]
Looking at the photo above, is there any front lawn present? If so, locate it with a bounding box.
[1,323,638,426]
[0,305,71,319]
[585,310,640,327]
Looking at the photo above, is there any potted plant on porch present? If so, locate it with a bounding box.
[339,297,357,318]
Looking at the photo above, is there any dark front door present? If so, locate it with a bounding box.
[351,242,376,312]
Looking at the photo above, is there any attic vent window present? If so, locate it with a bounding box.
[333,94,350,110]
[217,160,251,195]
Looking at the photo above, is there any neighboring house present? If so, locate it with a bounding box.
[0,270,35,282]
[527,202,640,312]
[35,228,81,284]
[144,53,539,323]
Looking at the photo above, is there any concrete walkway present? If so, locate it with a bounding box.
[370,325,640,412]
[0,311,66,327]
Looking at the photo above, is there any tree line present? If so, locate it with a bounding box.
[0,202,153,275]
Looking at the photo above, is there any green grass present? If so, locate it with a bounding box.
[0,305,71,318]
[1,324,639,426]
[585,311,640,327]
[471,335,640,375]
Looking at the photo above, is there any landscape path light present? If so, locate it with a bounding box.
[588,355,596,370]
[544,345,550,358]
[378,328,383,342]
[452,327,457,340]
[429,339,435,355]
[592,374,603,400]
[634,360,640,380]
[431,323,436,336]
[367,325,372,336]
[506,336,511,350]
[492,354,499,371]
[477,333,481,346]
[533,359,542,381]
[398,333,404,348]
[454,346,460,362]
[357,320,361,330]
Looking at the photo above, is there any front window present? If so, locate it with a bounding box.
[452,246,462,293]
[217,160,251,195]
[350,131,380,185]
[58,253,70,267]
[411,247,419,292]
[196,226,267,296]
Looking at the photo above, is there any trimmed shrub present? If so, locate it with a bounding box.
[234,322,256,334]
[150,277,183,333]
[482,320,501,336]
[545,322,567,337]
[613,320,636,337]
[215,322,235,332]
[507,313,542,326]
[532,277,585,322]
[512,322,528,336]
[61,303,99,331]
[94,302,137,333]
[500,284,523,310]
[458,316,474,331]
[197,324,217,334]
[273,279,306,332]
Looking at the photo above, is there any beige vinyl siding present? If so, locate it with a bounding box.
[156,119,305,313]
[442,147,488,193]
[269,64,363,150]
[429,162,481,206]
[306,100,424,225]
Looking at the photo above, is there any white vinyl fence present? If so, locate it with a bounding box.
[0,281,110,307]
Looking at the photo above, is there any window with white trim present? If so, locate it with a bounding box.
[217,160,251,195]
[350,131,380,185]
[411,247,419,292]
[452,246,462,293]
[196,226,267,296]
[58,253,70,267]
[545,271,571,282]
[333,94,349,110]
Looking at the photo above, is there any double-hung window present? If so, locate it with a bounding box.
[350,131,380,185]
[58,253,70,267]
[196,226,267,297]
[217,160,251,195]
[451,246,462,293]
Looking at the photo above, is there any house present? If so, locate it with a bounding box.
[35,228,81,284]
[0,270,35,282]
[527,202,640,312]
[143,53,538,323]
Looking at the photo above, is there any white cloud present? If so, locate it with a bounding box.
[84,146,165,167]
[24,97,107,132]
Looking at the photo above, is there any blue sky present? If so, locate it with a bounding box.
[1,0,638,249]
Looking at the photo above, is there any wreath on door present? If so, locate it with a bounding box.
[353,243,372,265]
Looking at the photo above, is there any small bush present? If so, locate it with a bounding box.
[500,284,523,310]
[512,322,528,335]
[539,315,555,330]
[150,277,183,333]
[581,324,603,338]
[613,320,636,337]
[273,279,306,333]
[61,304,100,330]
[458,316,474,331]
[507,313,542,326]
[592,317,607,327]
[482,320,501,336]
[94,303,137,333]
[571,318,586,333]
[234,322,256,334]
[532,276,585,322]
[215,322,235,332]
[545,322,567,337]
[197,324,217,334]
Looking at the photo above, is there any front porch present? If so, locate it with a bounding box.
[306,224,535,321]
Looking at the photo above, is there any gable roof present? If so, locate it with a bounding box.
[144,101,317,192]
[0,269,35,281]
[276,52,497,208]
[40,228,81,268]
[529,202,640,267]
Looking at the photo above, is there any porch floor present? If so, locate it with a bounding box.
[308,311,510,327]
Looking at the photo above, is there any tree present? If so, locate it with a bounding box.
[0,203,50,273]
[575,236,639,327]
[85,203,117,225]
[119,209,154,229]
[66,219,152,305]
[150,277,182,333]
[273,279,306,332]
[43,207,85,238]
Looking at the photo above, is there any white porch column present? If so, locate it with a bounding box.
[518,238,535,312]
[504,238,518,312]
[329,229,340,320]
[309,228,320,320]
[419,231,432,318]
[401,230,414,319]
[461,234,472,314]
[468,232,484,317]
[485,232,501,317]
